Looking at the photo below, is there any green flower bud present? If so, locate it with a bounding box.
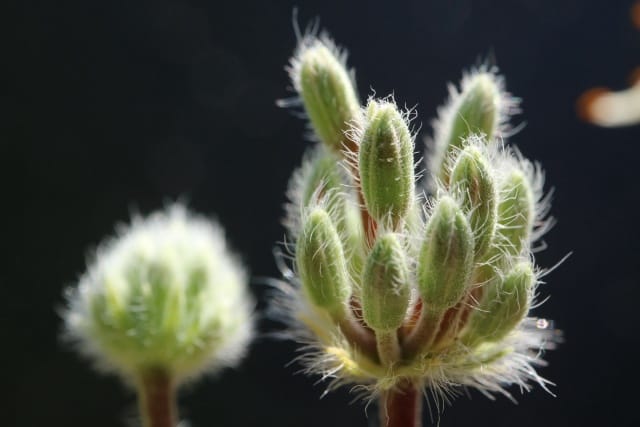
[63,206,253,383]
[450,73,500,144]
[296,39,360,152]
[358,100,415,228]
[296,207,351,316]
[463,261,534,345]
[417,196,474,312]
[450,144,498,260]
[297,146,365,276]
[497,169,535,256]
[435,73,502,185]
[300,147,345,206]
[361,233,410,331]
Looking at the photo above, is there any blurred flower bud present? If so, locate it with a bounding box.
[63,205,253,384]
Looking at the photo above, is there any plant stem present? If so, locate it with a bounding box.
[403,308,443,359]
[137,367,177,427]
[336,314,379,363]
[380,380,422,427]
[376,330,401,367]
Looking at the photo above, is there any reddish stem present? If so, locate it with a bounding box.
[342,134,378,246]
[337,315,379,363]
[138,368,177,427]
[380,381,422,427]
[357,189,378,247]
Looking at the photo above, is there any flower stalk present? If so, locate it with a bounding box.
[137,368,177,427]
[380,381,422,427]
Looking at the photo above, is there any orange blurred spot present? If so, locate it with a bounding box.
[577,87,609,122]
[629,67,640,85]
[632,1,640,29]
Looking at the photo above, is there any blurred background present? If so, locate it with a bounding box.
[5,0,640,426]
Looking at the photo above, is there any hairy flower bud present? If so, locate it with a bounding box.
[300,147,345,207]
[301,147,364,266]
[464,261,534,345]
[361,233,410,331]
[295,39,360,152]
[63,205,253,383]
[451,73,500,141]
[296,207,351,316]
[497,169,535,256]
[450,144,498,260]
[417,196,474,312]
[431,72,506,186]
[358,100,415,228]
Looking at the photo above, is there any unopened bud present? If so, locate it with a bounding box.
[298,146,365,275]
[358,100,415,228]
[497,169,535,256]
[452,73,500,140]
[300,147,345,206]
[296,208,351,315]
[361,233,410,331]
[417,196,474,312]
[296,39,360,152]
[464,261,534,345]
[62,206,253,382]
[434,72,502,185]
[450,144,498,260]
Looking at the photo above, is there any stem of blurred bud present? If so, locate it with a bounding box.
[137,368,177,427]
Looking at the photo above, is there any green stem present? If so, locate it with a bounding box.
[137,368,177,427]
[376,330,401,367]
[380,380,422,427]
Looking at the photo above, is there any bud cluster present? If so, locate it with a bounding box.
[63,205,253,384]
[277,32,558,401]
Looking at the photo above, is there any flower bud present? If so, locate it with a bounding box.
[298,146,365,275]
[463,261,534,345]
[450,144,498,260]
[497,169,535,256]
[435,72,502,185]
[451,73,500,141]
[358,100,415,228]
[63,205,253,383]
[296,207,351,316]
[417,196,474,312]
[296,39,360,152]
[361,233,410,331]
[300,147,346,207]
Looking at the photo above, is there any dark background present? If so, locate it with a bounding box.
[6,0,640,426]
